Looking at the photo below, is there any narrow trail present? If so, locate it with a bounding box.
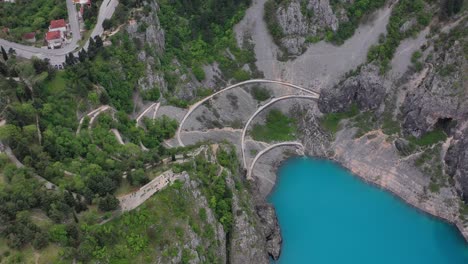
[111,129,125,145]
[136,102,160,127]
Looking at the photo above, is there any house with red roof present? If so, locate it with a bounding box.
[45,31,63,49]
[22,32,36,43]
[49,19,69,35]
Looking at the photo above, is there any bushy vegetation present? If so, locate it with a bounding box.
[174,147,238,234]
[329,0,387,44]
[411,50,424,72]
[441,0,465,18]
[0,0,66,43]
[264,0,283,43]
[320,104,359,134]
[158,0,257,84]
[251,109,297,142]
[250,86,271,102]
[367,0,433,73]
[408,128,447,146]
[0,35,178,255]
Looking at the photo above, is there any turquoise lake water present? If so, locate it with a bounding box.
[269,158,468,264]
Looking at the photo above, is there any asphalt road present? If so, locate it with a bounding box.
[0,0,118,66]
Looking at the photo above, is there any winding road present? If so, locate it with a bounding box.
[176,79,319,147]
[240,95,318,168]
[135,102,160,127]
[0,0,118,66]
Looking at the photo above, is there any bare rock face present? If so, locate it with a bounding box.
[228,176,270,264]
[318,64,386,113]
[401,33,468,137]
[126,2,165,54]
[276,0,338,55]
[445,127,468,202]
[298,104,331,156]
[256,204,282,260]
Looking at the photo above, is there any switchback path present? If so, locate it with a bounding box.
[241,95,318,168]
[135,102,160,127]
[76,105,113,134]
[247,142,304,180]
[176,79,319,147]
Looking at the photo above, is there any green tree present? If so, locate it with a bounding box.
[98,194,120,211]
[1,46,8,61]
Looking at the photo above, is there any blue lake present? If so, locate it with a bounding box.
[269,158,468,264]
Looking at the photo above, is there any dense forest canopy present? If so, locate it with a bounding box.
[0,0,67,41]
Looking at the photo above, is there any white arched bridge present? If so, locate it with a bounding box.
[175,79,320,180]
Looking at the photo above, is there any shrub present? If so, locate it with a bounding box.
[251,109,297,142]
[98,194,120,212]
[192,64,206,81]
[320,104,359,134]
[250,86,271,101]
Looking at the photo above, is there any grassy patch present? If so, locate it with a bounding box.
[251,109,297,142]
[320,104,359,134]
[44,71,67,94]
[409,129,447,146]
[381,114,401,136]
[353,111,375,138]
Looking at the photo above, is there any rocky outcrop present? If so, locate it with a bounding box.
[318,64,386,113]
[256,204,282,260]
[275,0,338,55]
[298,104,330,156]
[228,176,270,264]
[126,2,165,54]
[401,25,468,137]
[445,126,468,202]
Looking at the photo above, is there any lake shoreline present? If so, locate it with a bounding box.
[269,158,468,263]
[268,154,468,244]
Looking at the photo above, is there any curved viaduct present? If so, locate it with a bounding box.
[240,95,318,168]
[247,142,304,180]
[176,79,320,147]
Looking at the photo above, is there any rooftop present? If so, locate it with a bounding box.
[50,19,66,29]
[22,32,36,40]
[45,31,61,41]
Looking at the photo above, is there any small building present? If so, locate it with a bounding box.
[73,0,91,6]
[2,0,16,3]
[22,32,36,43]
[49,19,68,35]
[45,31,63,49]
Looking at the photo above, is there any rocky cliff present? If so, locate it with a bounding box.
[312,15,468,238]
[318,64,386,113]
[274,0,339,55]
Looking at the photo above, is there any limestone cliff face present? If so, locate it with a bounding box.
[446,127,468,202]
[310,16,468,236]
[401,19,468,202]
[127,1,204,102]
[274,0,339,55]
[228,174,280,263]
[401,25,468,138]
[318,64,386,113]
